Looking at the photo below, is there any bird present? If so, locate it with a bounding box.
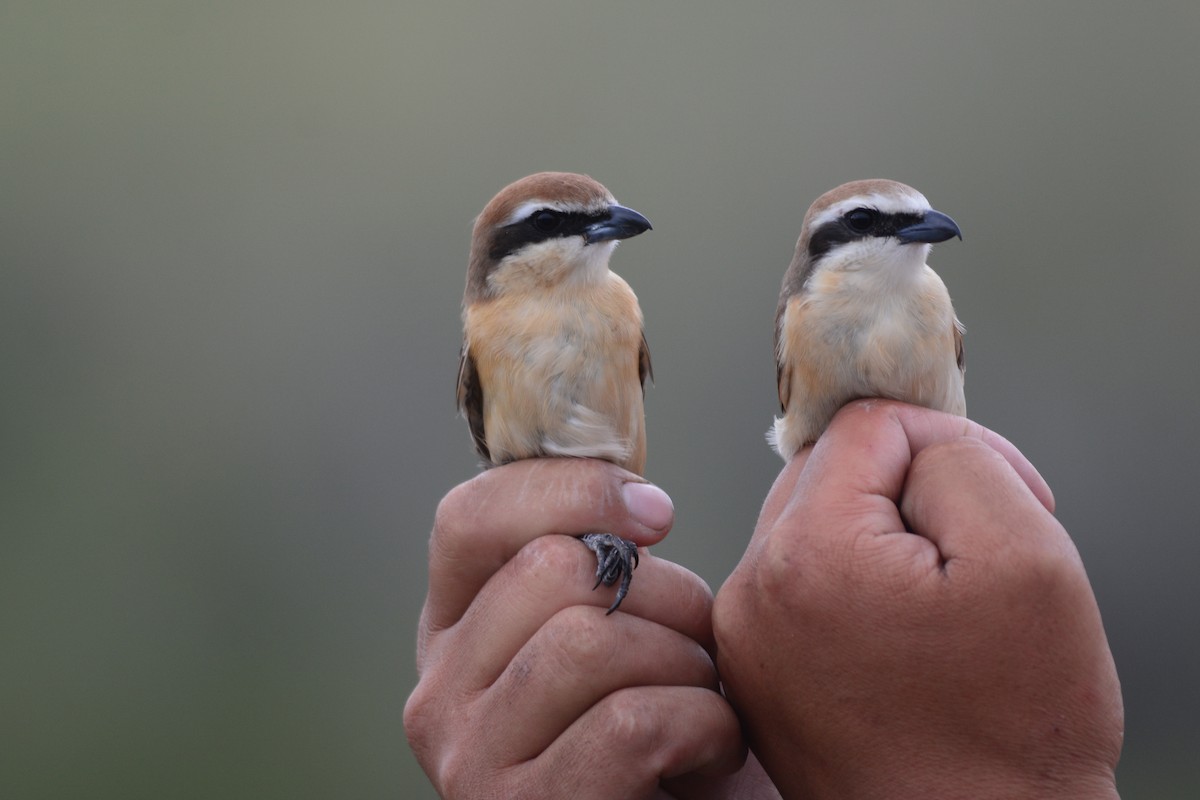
[769,179,965,460]
[457,172,654,613]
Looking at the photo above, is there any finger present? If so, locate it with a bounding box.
[441,535,715,690]
[740,401,1056,588]
[803,400,1054,523]
[900,437,1070,564]
[746,446,813,549]
[661,750,780,800]
[762,403,917,551]
[424,458,675,636]
[879,401,1055,513]
[481,606,719,764]
[521,685,745,799]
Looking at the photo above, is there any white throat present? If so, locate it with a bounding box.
[487,238,617,295]
[823,239,931,299]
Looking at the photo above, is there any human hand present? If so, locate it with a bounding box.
[405,458,774,799]
[713,400,1123,800]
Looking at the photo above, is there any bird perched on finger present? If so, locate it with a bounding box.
[770,179,965,459]
[457,172,654,613]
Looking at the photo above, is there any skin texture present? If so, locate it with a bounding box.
[404,458,779,799]
[405,402,1123,798]
[713,400,1124,800]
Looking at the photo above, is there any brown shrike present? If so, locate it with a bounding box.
[770,179,965,459]
[457,172,653,613]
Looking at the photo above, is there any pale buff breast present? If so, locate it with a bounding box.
[772,266,964,456]
[465,274,647,474]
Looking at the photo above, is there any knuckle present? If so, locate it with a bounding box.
[432,477,481,543]
[402,680,442,767]
[741,517,858,628]
[662,559,714,621]
[509,534,587,588]
[435,755,483,800]
[404,679,492,798]
[594,688,664,750]
[401,685,427,739]
[758,531,803,592]
[429,474,498,573]
[540,605,617,670]
[757,527,821,601]
[1014,542,1082,596]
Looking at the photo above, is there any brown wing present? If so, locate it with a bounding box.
[775,302,791,413]
[954,318,966,375]
[456,344,490,463]
[776,359,791,414]
[638,331,653,394]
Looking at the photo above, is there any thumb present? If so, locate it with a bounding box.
[900,437,1069,566]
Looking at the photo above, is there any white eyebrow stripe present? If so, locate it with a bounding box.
[502,197,613,227]
[809,190,932,230]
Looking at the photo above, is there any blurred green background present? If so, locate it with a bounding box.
[3,1,1197,797]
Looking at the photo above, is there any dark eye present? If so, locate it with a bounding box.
[844,208,877,233]
[530,210,563,234]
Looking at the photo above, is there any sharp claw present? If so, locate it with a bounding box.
[578,533,640,614]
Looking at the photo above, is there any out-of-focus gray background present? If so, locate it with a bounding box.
[3,2,1197,797]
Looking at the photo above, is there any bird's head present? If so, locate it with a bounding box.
[785,179,962,295]
[466,172,652,301]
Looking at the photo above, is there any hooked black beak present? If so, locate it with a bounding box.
[896,209,962,244]
[583,205,653,245]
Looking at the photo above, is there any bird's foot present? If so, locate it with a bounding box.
[579,533,640,615]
